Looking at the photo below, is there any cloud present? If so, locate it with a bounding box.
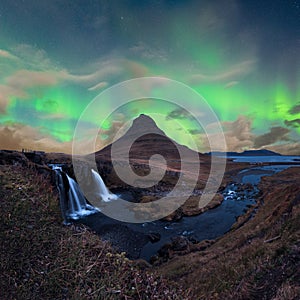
[254,126,290,148]
[265,142,300,156]
[0,70,59,113]
[189,129,203,135]
[0,49,18,60]
[0,46,62,112]
[223,116,253,140]
[0,123,47,151]
[224,81,239,89]
[59,63,123,84]
[0,45,128,112]
[0,40,297,155]
[130,42,167,62]
[288,103,300,115]
[6,70,58,89]
[95,113,131,145]
[196,115,253,153]
[201,118,298,155]
[221,116,254,152]
[188,60,256,84]
[166,108,193,120]
[124,60,149,77]
[195,116,296,155]
[0,84,27,113]
[284,119,300,128]
[88,81,108,91]
[0,123,109,154]
[12,44,53,70]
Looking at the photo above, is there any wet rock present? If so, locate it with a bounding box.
[182,193,224,217]
[158,243,172,258]
[149,255,160,265]
[171,236,189,251]
[147,232,161,243]
[187,236,199,244]
[164,207,183,221]
[205,193,224,210]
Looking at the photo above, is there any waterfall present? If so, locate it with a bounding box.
[91,169,118,202]
[54,167,69,224]
[66,174,98,219]
[52,166,98,223]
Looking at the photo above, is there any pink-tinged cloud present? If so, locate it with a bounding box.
[6,70,58,89]
[0,84,28,113]
[88,81,108,91]
[0,70,59,113]
[0,49,18,60]
[188,60,256,84]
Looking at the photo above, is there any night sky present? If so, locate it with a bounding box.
[0,0,299,154]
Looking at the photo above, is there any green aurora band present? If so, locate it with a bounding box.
[0,0,299,153]
[2,69,299,149]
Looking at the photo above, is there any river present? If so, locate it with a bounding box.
[76,157,300,261]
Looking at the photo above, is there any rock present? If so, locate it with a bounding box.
[187,236,198,244]
[140,195,158,203]
[147,232,161,243]
[155,236,195,262]
[158,243,172,258]
[149,255,160,265]
[181,193,224,217]
[0,150,29,166]
[171,236,189,251]
[196,239,214,251]
[24,151,45,165]
[205,193,224,210]
[164,207,183,221]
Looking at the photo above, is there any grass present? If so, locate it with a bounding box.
[0,164,190,299]
[157,167,300,299]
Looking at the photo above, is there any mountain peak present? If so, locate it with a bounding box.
[132,114,158,127]
[126,114,164,136]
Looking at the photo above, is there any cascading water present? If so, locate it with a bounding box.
[52,165,118,223]
[52,165,99,223]
[66,174,98,219]
[91,169,118,202]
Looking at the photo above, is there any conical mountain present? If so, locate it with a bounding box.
[96,114,202,163]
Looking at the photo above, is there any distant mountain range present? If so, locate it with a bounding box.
[208,149,281,156]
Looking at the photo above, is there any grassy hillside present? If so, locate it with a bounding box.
[0,164,189,299]
[157,168,300,299]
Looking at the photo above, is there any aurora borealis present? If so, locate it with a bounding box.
[0,0,299,154]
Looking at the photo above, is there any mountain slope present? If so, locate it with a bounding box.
[96,114,202,163]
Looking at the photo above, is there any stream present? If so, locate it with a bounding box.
[54,159,300,261]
